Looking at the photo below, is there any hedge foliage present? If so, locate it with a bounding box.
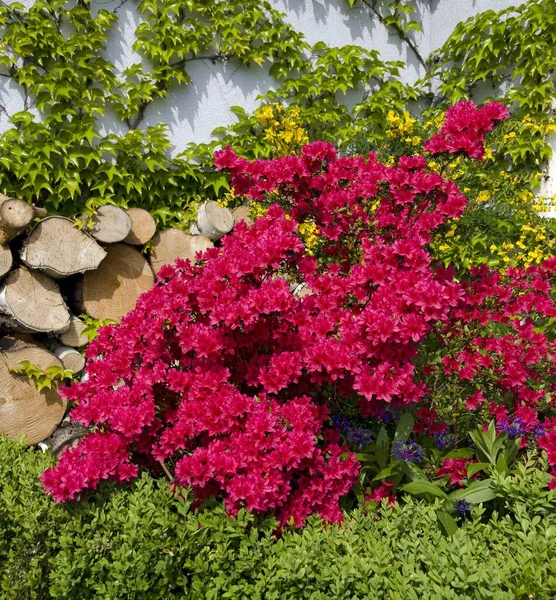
[2,436,555,599]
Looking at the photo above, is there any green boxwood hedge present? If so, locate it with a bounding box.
[1,436,555,600]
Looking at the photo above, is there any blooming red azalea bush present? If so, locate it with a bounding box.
[42,101,556,520]
[424,100,509,160]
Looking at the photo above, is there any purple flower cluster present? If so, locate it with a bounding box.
[434,433,456,448]
[500,418,524,438]
[455,499,471,518]
[332,415,373,450]
[391,440,424,464]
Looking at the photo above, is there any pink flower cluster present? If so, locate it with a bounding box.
[424,100,509,160]
[436,457,477,487]
[41,102,556,520]
[439,262,556,452]
[365,481,396,507]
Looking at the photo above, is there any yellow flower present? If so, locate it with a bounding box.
[255,105,274,125]
[298,220,319,255]
[249,202,268,219]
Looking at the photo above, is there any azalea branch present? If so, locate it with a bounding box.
[158,459,174,481]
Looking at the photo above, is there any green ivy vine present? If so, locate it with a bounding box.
[0,0,554,227]
[0,0,310,223]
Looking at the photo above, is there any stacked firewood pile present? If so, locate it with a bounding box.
[0,195,246,447]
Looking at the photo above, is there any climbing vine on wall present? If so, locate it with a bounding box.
[0,0,554,238]
[0,0,311,223]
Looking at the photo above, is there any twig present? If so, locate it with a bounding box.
[158,459,174,481]
[361,0,428,73]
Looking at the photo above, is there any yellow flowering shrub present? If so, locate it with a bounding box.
[298,220,319,255]
[385,110,416,139]
[254,104,309,156]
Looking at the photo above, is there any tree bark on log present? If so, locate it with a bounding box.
[20,216,106,278]
[53,345,86,374]
[0,268,71,333]
[196,201,234,241]
[150,228,214,276]
[76,244,155,321]
[123,208,157,245]
[0,343,67,445]
[88,205,132,244]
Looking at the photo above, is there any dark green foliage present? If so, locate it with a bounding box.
[1,436,556,599]
[0,0,307,223]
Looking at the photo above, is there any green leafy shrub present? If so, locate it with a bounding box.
[2,436,556,599]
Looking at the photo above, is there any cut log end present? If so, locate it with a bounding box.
[150,228,214,276]
[0,268,71,333]
[54,346,86,374]
[232,205,254,226]
[123,208,157,245]
[0,198,34,229]
[0,243,13,278]
[20,216,106,278]
[0,344,67,445]
[77,244,155,322]
[89,205,132,244]
[58,315,89,347]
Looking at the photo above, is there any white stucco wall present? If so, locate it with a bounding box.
[0,0,553,194]
[0,0,524,148]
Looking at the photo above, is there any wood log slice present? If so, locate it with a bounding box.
[58,315,89,347]
[0,194,35,243]
[123,208,157,245]
[232,204,254,226]
[20,216,106,279]
[89,205,132,244]
[54,346,86,374]
[150,228,214,276]
[0,243,13,278]
[0,344,67,445]
[196,201,233,241]
[0,197,34,229]
[77,244,155,321]
[0,268,71,333]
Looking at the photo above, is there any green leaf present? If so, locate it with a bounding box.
[451,479,496,504]
[402,462,427,481]
[504,438,521,467]
[467,463,490,478]
[495,454,508,474]
[402,481,448,499]
[373,463,400,481]
[443,448,474,460]
[375,426,390,470]
[437,511,458,536]
[394,413,414,443]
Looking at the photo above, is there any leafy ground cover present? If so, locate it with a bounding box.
[1,436,555,599]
